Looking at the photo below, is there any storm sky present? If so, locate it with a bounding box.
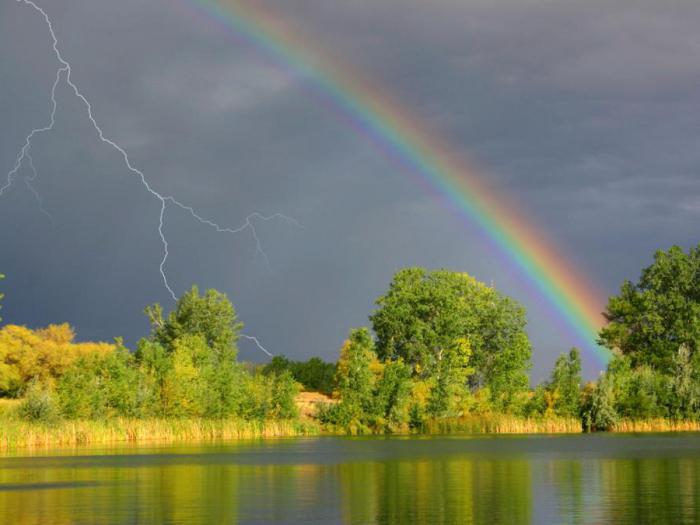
[1,0,698,379]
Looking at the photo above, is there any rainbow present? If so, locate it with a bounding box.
[177,0,610,364]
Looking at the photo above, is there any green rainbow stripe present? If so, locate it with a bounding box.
[180,0,610,364]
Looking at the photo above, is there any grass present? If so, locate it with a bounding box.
[0,398,20,417]
[611,419,700,433]
[0,413,580,450]
[419,414,582,434]
[0,417,320,450]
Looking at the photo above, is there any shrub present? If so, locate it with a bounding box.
[18,379,58,422]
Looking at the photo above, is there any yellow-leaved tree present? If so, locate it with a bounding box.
[0,323,115,396]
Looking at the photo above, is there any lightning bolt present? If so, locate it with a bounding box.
[239,334,273,357]
[4,0,296,356]
[24,151,55,227]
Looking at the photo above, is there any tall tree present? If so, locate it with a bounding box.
[370,268,531,406]
[546,348,582,418]
[145,286,242,358]
[335,328,377,416]
[599,244,700,370]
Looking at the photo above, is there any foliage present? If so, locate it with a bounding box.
[145,286,242,358]
[542,348,582,418]
[582,345,700,428]
[426,337,474,417]
[18,379,59,422]
[669,345,700,419]
[13,244,700,436]
[3,289,300,424]
[370,268,531,408]
[0,324,115,397]
[599,244,700,370]
[371,359,412,431]
[323,328,378,428]
[57,345,141,419]
[263,355,336,394]
[580,377,618,432]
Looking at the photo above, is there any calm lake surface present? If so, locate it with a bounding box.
[2,433,700,524]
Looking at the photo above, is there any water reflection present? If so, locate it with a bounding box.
[1,435,700,524]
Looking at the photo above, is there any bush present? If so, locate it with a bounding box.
[581,379,618,432]
[57,348,141,419]
[19,380,58,422]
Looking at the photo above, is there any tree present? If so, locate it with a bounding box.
[370,268,531,407]
[0,324,115,397]
[427,337,474,417]
[262,355,337,394]
[546,348,582,418]
[372,359,412,430]
[318,328,379,429]
[145,286,242,359]
[57,345,141,419]
[335,328,377,415]
[670,345,700,419]
[580,378,617,432]
[599,244,700,370]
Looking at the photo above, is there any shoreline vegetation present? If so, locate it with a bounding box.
[2,244,700,450]
[7,408,700,451]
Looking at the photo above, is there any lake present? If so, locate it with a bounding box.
[2,433,700,524]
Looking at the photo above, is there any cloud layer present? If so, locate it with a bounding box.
[1,0,698,379]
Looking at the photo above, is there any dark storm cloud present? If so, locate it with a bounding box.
[1,0,698,378]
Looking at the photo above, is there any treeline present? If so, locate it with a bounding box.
[1,287,299,423]
[1,244,700,436]
[262,356,336,395]
[262,246,700,434]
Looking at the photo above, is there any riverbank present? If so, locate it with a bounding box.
[0,416,577,450]
[6,396,700,450]
[0,418,320,450]
[611,419,700,432]
[418,414,582,434]
[6,416,700,450]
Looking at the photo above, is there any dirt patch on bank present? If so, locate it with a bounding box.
[295,392,336,419]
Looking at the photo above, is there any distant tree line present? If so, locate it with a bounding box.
[262,355,336,395]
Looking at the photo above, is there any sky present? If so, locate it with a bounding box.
[1,0,698,380]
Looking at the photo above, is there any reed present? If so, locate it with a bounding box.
[611,419,700,433]
[419,414,582,435]
[0,418,320,450]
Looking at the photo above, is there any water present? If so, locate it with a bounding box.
[2,433,700,524]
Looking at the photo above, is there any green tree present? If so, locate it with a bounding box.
[426,337,474,417]
[599,245,700,370]
[581,376,618,431]
[670,345,700,419]
[547,348,582,418]
[262,355,337,394]
[370,268,531,408]
[57,344,141,419]
[336,328,376,415]
[134,339,171,416]
[319,328,378,429]
[263,355,291,376]
[372,359,412,430]
[145,286,242,358]
[269,370,300,419]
